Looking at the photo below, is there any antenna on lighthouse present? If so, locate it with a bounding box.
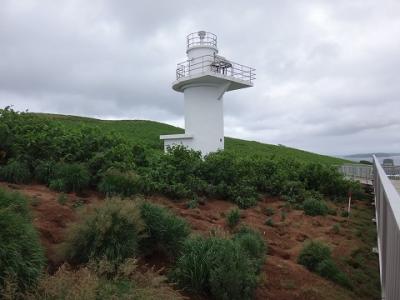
[198,30,206,41]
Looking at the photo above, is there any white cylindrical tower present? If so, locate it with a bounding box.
[160,31,255,155]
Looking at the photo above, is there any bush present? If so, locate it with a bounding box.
[98,168,142,197]
[61,199,145,265]
[34,160,55,184]
[303,198,328,216]
[0,189,44,293]
[265,218,274,227]
[226,208,240,228]
[316,259,352,289]
[0,188,30,217]
[140,202,190,258]
[298,240,331,272]
[229,184,258,209]
[0,159,31,184]
[233,226,266,271]
[298,240,352,288]
[172,235,259,300]
[50,163,90,193]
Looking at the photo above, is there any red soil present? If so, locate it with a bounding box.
[1,182,371,299]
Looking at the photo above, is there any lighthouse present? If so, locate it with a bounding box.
[160,31,255,155]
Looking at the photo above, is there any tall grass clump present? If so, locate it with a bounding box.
[0,188,44,294]
[49,162,90,193]
[303,198,329,216]
[140,202,190,258]
[298,240,351,288]
[61,199,145,265]
[233,226,266,271]
[0,159,31,184]
[98,168,142,197]
[226,207,240,228]
[172,233,265,300]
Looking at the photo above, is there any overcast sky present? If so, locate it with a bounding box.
[1,0,399,156]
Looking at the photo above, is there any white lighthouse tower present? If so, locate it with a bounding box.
[160,31,255,155]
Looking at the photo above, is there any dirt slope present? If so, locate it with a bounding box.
[1,182,377,300]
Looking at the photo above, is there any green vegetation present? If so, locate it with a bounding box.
[98,169,141,197]
[0,188,44,293]
[303,198,329,216]
[0,108,355,209]
[61,199,146,265]
[226,207,241,228]
[8,259,184,300]
[344,205,381,299]
[0,159,31,184]
[172,231,266,300]
[30,111,347,165]
[140,202,190,258]
[298,240,351,288]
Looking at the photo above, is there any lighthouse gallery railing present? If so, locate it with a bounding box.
[373,155,400,300]
[176,54,256,84]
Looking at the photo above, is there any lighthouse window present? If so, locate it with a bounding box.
[220,138,222,142]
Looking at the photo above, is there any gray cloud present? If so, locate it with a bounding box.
[1,0,399,155]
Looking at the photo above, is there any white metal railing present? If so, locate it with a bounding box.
[338,163,400,181]
[338,164,374,181]
[373,154,400,300]
[176,54,256,83]
[383,166,400,180]
[187,31,217,49]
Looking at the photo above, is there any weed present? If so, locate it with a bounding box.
[263,207,275,216]
[332,224,340,234]
[265,218,274,227]
[303,198,328,216]
[226,208,240,228]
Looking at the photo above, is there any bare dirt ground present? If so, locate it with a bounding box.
[1,182,377,300]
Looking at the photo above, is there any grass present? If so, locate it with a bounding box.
[30,113,349,165]
[343,204,380,299]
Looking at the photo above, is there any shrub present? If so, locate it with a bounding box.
[303,198,328,216]
[51,163,90,193]
[140,202,190,258]
[0,188,30,217]
[98,169,141,197]
[229,184,258,209]
[186,198,199,209]
[49,178,66,192]
[34,160,55,184]
[298,240,331,272]
[332,224,340,234]
[226,208,240,228]
[29,259,185,300]
[316,259,352,289]
[263,207,275,216]
[265,218,274,227]
[233,226,266,271]
[0,159,31,184]
[61,199,145,265]
[172,235,259,300]
[0,189,44,293]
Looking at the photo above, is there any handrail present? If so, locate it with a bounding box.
[338,164,373,181]
[176,54,256,83]
[373,154,400,300]
[187,31,217,49]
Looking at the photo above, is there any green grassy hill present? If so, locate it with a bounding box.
[32,113,348,165]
